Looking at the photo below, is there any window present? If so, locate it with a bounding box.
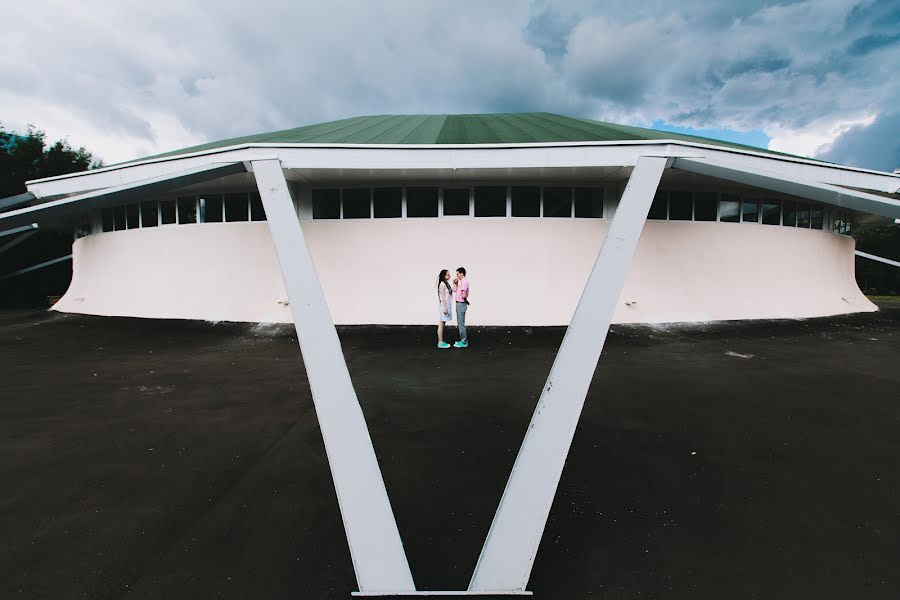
[178,196,198,224]
[140,201,158,228]
[694,192,717,221]
[474,186,506,217]
[719,194,740,222]
[511,186,540,217]
[574,187,603,218]
[250,193,266,221]
[126,204,140,229]
[312,189,340,219]
[811,206,824,229]
[201,194,223,223]
[114,206,126,230]
[668,191,692,220]
[648,191,667,220]
[442,188,469,216]
[160,199,177,225]
[741,199,759,223]
[543,187,572,217]
[761,199,781,225]
[225,193,249,222]
[342,188,371,219]
[406,187,439,217]
[102,208,114,232]
[373,187,401,218]
[782,200,797,227]
[797,203,810,228]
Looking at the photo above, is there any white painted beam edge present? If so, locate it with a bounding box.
[856,250,900,268]
[468,155,668,592]
[252,159,416,593]
[672,157,900,219]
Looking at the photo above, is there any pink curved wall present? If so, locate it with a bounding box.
[54,220,875,325]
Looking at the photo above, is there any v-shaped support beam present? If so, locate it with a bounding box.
[253,156,666,596]
[469,155,668,592]
[253,159,416,594]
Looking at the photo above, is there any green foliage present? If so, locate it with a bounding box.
[0,123,104,198]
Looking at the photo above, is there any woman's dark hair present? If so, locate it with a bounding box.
[437,269,451,298]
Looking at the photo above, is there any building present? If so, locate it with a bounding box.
[3,113,898,326]
[3,112,900,595]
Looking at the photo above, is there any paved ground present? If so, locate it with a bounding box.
[1,306,898,599]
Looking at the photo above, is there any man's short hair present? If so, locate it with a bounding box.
[456,267,466,276]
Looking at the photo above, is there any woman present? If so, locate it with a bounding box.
[436,269,454,348]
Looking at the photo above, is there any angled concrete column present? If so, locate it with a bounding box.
[252,159,416,594]
[469,155,668,592]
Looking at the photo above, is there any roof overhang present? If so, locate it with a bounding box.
[6,139,899,228]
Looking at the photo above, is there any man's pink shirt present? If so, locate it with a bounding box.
[454,278,469,303]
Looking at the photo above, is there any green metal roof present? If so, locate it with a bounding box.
[140,112,797,161]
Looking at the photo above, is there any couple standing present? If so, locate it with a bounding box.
[436,267,469,349]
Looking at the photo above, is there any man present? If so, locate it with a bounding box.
[452,267,470,348]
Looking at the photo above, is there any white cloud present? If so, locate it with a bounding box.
[767,113,877,157]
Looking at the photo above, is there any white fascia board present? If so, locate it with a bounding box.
[26,139,900,200]
[4,162,247,229]
[673,157,900,219]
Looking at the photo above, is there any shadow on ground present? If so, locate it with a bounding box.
[0,306,898,598]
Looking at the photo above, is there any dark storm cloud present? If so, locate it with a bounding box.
[821,111,900,172]
[1,0,897,168]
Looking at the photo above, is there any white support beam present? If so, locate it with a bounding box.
[0,223,38,238]
[0,229,38,254]
[251,159,416,595]
[0,254,71,280]
[856,250,900,269]
[468,155,668,592]
[672,157,900,219]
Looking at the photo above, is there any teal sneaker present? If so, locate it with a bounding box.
[453,341,468,348]
[437,342,451,349]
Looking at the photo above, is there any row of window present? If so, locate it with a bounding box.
[311,186,605,219]
[100,193,266,232]
[648,190,827,229]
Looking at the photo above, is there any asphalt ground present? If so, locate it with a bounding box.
[1,305,898,599]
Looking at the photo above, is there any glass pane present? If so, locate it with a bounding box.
[761,199,781,225]
[373,187,401,218]
[669,190,692,220]
[102,208,114,232]
[177,196,197,224]
[343,188,371,219]
[742,199,759,223]
[126,204,140,229]
[574,187,603,218]
[406,187,439,217]
[511,186,540,217]
[694,192,717,221]
[140,201,158,228]
[250,193,266,221]
[312,189,340,219]
[160,199,177,224]
[782,200,797,227]
[811,206,824,229]
[648,191,667,220]
[543,187,572,217]
[202,194,223,223]
[797,203,810,227]
[474,186,506,217]
[225,193,249,222]
[719,194,740,222]
[442,188,469,216]
[114,206,126,230]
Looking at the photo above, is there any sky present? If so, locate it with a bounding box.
[1,0,898,170]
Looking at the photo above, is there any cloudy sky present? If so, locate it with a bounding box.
[2,0,898,170]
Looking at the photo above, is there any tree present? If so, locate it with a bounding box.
[1,123,104,307]
[0,124,103,198]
